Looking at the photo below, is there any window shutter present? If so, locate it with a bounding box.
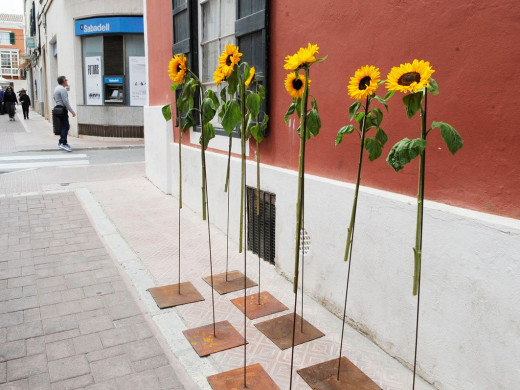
[235,0,269,135]
[9,32,15,45]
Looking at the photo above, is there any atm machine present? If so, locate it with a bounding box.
[104,76,124,104]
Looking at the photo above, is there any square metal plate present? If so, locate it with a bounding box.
[147,282,204,309]
[254,313,324,350]
[207,363,279,390]
[183,320,246,357]
[231,291,288,320]
[297,357,381,389]
[202,270,257,295]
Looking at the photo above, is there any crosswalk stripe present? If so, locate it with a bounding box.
[0,160,90,170]
[0,154,88,161]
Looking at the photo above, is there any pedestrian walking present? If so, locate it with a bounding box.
[54,75,76,152]
[19,89,31,119]
[0,87,4,115]
[2,86,18,121]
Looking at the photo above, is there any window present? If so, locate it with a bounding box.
[0,50,19,76]
[171,0,269,143]
[0,31,14,45]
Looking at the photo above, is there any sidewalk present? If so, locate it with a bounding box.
[0,118,436,388]
[0,109,143,153]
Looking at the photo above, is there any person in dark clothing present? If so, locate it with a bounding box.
[19,89,31,119]
[0,87,4,115]
[2,86,18,121]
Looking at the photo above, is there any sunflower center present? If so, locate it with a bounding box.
[176,65,182,72]
[226,55,232,66]
[397,72,421,86]
[358,76,371,90]
[292,79,303,90]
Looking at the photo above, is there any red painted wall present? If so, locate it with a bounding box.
[147,1,520,219]
[261,0,520,219]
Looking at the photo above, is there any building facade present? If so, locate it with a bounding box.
[0,13,28,92]
[23,0,146,138]
[144,1,520,389]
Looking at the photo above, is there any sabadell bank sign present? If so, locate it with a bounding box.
[74,16,143,36]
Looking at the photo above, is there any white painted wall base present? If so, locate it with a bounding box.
[144,105,173,194]
[146,138,520,390]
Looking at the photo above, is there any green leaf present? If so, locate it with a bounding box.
[371,108,383,126]
[349,101,361,120]
[365,137,383,161]
[431,121,463,154]
[246,93,261,117]
[200,123,215,150]
[258,84,266,102]
[207,89,220,109]
[373,95,389,112]
[227,67,239,95]
[384,90,395,100]
[386,138,427,172]
[177,95,187,113]
[403,92,423,119]
[375,127,388,146]
[171,82,180,92]
[313,55,328,64]
[284,103,297,124]
[335,125,355,145]
[306,109,321,137]
[161,104,172,121]
[427,78,439,95]
[311,98,318,111]
[221,100,241,134]
[355,111,364,124]
[183,111,196,131]
[243,63,251,83]
[259,114,269,132]
[251,125,264,143]
[295,99,302,118]
[220,86,228,103]
[201,98,216,124]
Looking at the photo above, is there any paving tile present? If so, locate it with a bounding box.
[123,339,163,363]
[38,292,62,307]
[44,329,81,344]
[90,356,132,382]
[28,373,50,390]
[155,365,183,389]
[6,297,38,313]
[106,302,141,321]
[115,370,161,390]
[42,315,78,335]
[6,354,46,381]
[0,341,26,363]
[26,337,45,356]
[60,288,84,303]
[54,302,82,317]
[84,379,118,390]
[86,345,125,363]
[48,355,90,383]
[0,362,5,384]
[45,339,75,361]
[130,354,169,373]
[79,316,113,335]
[0,378,28,389]
[99,327,136,348]
[39,305,58,320]
[76,308,108,321]
[7,276,35,289]
[23,308,40,323]
[72,334,103,355]
[7,321,42,342]
[0,329,6,344]
[50,374,93,390]
[83,283,114,298]
[0,288,22,302]
[79,297,104,312]
[0,312,23,328]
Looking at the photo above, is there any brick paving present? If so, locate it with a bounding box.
[0,192,184,390]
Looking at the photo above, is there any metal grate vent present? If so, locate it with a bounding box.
[246,186,276,265]
[299,228,311,256]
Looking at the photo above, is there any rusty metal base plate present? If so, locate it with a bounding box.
[147,282,204,309]
[207,363,279,389]
[230,291,288,320]
[254,313,324,350]
[297,357,381,389]
[202,270,257,295]
[183,320,246,357]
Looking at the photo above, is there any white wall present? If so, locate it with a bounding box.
[145,135,520,390]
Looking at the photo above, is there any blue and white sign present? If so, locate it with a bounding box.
[104,77,123,84]
[75,16,143,36]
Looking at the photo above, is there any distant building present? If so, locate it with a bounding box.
[23,0,145,138]
[0,13,28,92]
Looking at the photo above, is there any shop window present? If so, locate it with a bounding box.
[103,36,124,75]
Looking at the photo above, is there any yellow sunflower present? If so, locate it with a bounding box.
[213,64,226,84]
[284,43,319,71]
[348,65,381,100]
[168,54,187,84]
[386,59,435,93]
[245,67,255,87]
[284,72,309,99]
[218,44,242,77]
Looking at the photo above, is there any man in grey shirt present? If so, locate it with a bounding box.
[54,75,76,152]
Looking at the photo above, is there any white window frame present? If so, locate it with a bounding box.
[0,50,19,77]
[192,0,246,155]
[0,31,12,45]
